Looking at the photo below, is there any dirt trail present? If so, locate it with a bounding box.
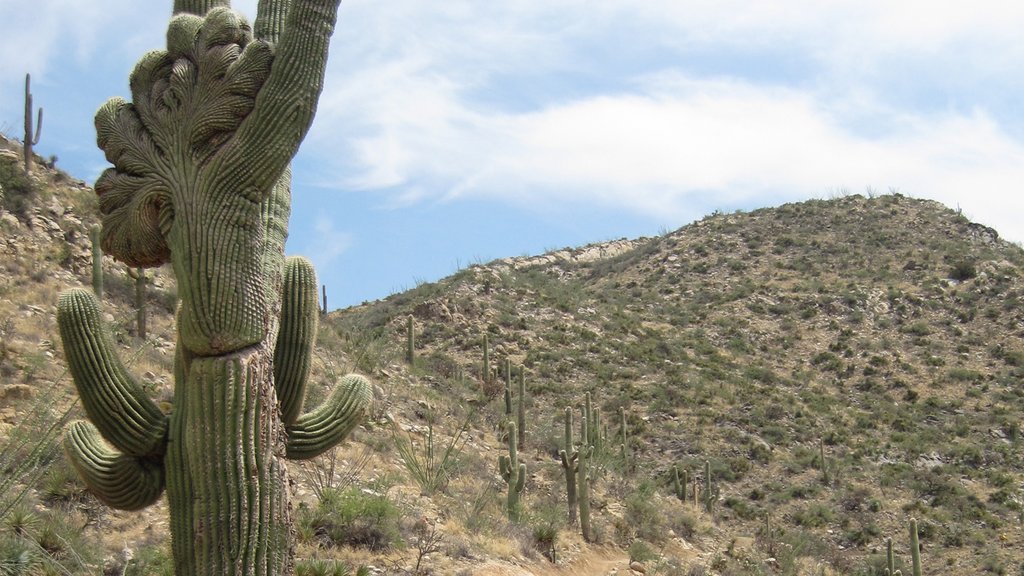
[466,549,632,576]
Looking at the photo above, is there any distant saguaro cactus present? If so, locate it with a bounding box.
[57,2,370,575]
[498,421,526,521]
[126,267,147,339]
[23,73,42,174]
[516,367,526,449]
[89,225,103,300]
[909,518,922,576]
[578,405,595,542]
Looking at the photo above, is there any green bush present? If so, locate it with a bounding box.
[0,157,35,222]
[297,487,402,551]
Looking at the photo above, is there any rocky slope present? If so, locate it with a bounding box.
[3,129,1024,574]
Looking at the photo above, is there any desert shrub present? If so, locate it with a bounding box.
[0,157,35,222]
[297,487,401,551]
[624,480,667,544]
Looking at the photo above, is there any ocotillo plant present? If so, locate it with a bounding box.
[619,407,630,471]
[498,421,526,521]
[126,267,147,339]
[516,367,526,449]
[58,3,371,575]
[819,438,831,486]
[23,73,42,174]
[406,315,415,366]
[558,407,579,524]
[90,225,103,300]
[578,405,595,542]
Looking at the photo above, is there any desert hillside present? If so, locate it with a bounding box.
[2,132,1023,575]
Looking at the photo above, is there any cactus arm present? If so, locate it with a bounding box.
[58,289,167,458]
[285,374,372,460]
[218,0,342,198]
[499,455,510,480]
[274,256,318,426]
[64,421,165,511]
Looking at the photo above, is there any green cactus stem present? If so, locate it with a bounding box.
[23,73,42,174]
[559,407,579,524]
[516,368,526,449]
[90,226,103,300]
[498,421,526,521]
[672,465,688,503]
[910,518,922,576]
[886,536,895,575]
[578,405,594,542]
[126,267,147,339]
[59,3,371,575]
[703,460,719,515]
[405,315,415,363]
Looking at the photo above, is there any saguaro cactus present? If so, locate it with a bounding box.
[672,465,688,503]
[498,421,526,521]
[23,73,43,174]
[90,225,103,300]
[578,405,595,542]
[58,3,370,575]
[619,406,630,471]
[321,284,327,316]
[126,267,147,339]
[558,407,579,524]
[482,333,490,383]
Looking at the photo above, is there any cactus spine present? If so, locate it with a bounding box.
[23,73,42,174]
[90,225,103,300]
[406,315,415,365]
[59,3,370,575]
[126,267,147,339]
[910,518,921,576]
[559,407,579,524]
[498,421,526,521]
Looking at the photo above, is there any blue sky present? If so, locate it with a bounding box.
[4,1,1024,308]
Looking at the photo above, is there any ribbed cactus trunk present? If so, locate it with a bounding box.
[577,405,593,542]
[58,2,371,576]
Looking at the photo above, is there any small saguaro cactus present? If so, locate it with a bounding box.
[406,315,415,365]
[702,460,719,514]
[672,465,688,503]
[498,421,526,521]
[503,360,513,417]
[23,73,43,174]
[577,404,595,542]
[90,225,103,300]
[126,267,147,339]
[909,518,922,576]
[559,407,579,524]
[321,284,327,316]
[886,536,896,575]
